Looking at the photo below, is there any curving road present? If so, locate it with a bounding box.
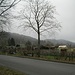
[0,55,75,75]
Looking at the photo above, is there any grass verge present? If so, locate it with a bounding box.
[13,55,75,64]
[0,66,27,75]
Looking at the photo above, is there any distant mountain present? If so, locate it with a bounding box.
[0,31,37,45]
[0,31,75,47]
[44,39,75,48]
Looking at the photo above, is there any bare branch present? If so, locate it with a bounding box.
[0,0,21,16]
[0,0,21,32]
[0,0,5,5]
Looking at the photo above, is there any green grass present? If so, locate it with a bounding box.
[0,66,27,75]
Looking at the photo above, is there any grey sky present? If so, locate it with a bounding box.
[10,0,75,42]
[50,0,75,42]
[51,0,75,42]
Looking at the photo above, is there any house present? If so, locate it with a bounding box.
[58,45,68,54]
[58,45,67,49]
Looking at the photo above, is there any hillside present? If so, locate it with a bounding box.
[45,39,75,47]
[0,31,37,45]
[0,31,75,47]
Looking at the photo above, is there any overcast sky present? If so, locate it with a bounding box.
[51,0,75,42]
[10,0,75,42]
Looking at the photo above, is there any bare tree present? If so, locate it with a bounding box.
[19,0,61,57]
[0,0,21,31]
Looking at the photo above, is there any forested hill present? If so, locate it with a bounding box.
[0,31,75,47]
[0,31,37,45]
[44,39,75,48]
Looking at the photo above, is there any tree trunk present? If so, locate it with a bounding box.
[37,23,40,57]
[37,32,40,57]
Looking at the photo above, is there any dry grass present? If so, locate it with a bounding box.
[0,66,27,75]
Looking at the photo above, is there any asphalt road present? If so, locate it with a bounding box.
[0,55,75,75]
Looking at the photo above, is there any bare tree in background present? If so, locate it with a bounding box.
[19,0,61,57]
[0,0,21,31]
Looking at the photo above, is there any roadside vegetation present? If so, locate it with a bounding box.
[0,66,27,75]
[0,44,75,64]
